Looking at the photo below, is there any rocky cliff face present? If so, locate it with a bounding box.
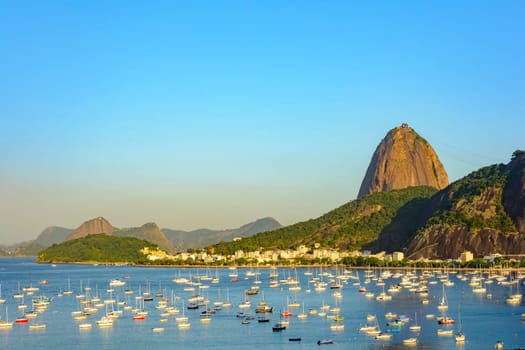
[358,124,449,199]
[503,152,525,233]
[404,152,525,259]
[66,217,114,240]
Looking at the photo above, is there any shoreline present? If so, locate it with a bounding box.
[31,259,525,273]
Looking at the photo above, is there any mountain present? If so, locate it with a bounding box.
[212,187,437,255]
[402,150,525,260]
[358,123,449,199]
[114,223,174,253]
[164,217,282,251]
[66,217,114,240]
[213,151,525,261]
[34,226,73,247]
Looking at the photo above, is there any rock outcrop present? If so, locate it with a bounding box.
[66,217,114,241]
[114,223,174,253]
[404,152,525,259]
[503,151,525,233]
[358,123,449,199]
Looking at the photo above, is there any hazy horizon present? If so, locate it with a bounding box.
[2,1,523,245]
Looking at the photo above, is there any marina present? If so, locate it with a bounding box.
[0,258,524,349]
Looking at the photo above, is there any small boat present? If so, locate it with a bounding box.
[96,317,113,328]
[438,316,455,325]
[29,323,46,330]
[79,323,92,329]
[402,337,417,345]
[317,339,334,345]
[330,323,344,331]
[494,340,504,349]
[109,279,126,287]
[455,332,466,343]
[15,317,29,324]
[282,310,293,317]
[152,327,165,332]
[289,337,301,342]
[375,332,393,340]
[437,329,453,336]
[272,322,286,331]
[177,322,190,329]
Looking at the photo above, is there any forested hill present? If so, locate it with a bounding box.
[37,235,158,263]
[211,186,438,255]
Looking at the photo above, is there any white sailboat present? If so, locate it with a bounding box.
[0,305,13,328]
[409,312,421,331]
[455,306,465,343]
[0,284,5,304]
[437,284,448,311]
[63,278,73,295]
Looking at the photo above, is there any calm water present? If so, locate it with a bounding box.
[0,258,524,350]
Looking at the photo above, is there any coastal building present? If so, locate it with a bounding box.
[458,251,474,262]
[483,253,503,263]
[392,252,404,261]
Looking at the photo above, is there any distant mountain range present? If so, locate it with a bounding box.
[4,124,524,261]
[0,217,282,256]
[163,217,282,252]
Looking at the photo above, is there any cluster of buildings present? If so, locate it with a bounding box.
[140,243,407,265]
[141,243,506,266]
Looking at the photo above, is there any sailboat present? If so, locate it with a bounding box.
[63,278,73,295]
[409,311,421,331]
[222,288,232,308]
[176,300,190,328]
[272,311,287,332]
[455,306,465,343]
[0,305,13,328]
[0,284,5,304]
[437,283,448,311]
[297,301,307,319]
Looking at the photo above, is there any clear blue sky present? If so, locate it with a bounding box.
[1,1,523,244]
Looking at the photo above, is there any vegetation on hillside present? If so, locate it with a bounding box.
[37,234,158,263]
[211,186,437,255]
[423,164,516,233]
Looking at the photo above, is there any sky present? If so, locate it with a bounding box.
[1,1,524,245]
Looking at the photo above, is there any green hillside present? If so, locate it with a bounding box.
[212,186,437,255]
[423,164,515,232]
[37,234,158,263]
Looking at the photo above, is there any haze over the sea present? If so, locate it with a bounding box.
[1,1,523,244]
